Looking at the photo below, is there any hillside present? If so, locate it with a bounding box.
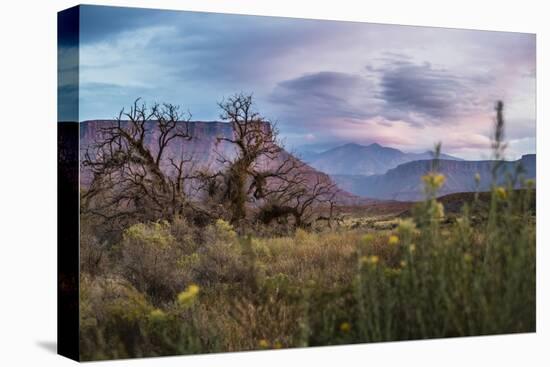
[333,154,536,201]
[299,142,461,176]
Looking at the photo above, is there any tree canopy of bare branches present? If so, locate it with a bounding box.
[81,99,197,230]
[257,169,339,228]
[212,93,283,224]
[213,93,340,227]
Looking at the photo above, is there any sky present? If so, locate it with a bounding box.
[61,5,536,160]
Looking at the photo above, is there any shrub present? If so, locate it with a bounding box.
[80,230,106,277]
[351,179,535,342]
[80,216,110,276]
[120,221,185,304]
[169,215,198,254]
[80,275,211,360]
[191,236,250,287]
[80,275,154,360]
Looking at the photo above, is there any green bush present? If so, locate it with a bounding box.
[120,221,187,304]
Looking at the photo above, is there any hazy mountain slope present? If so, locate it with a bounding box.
[301,142,462,176]
[332,154,536,201]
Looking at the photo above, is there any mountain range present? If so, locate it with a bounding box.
[298,142,462,176]
[79,120,536,203]
[332,154,536,201]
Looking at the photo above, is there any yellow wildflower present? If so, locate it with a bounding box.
[149,308,166,322]
[495,186,508,200]
[434,174,445,188]
[388,235,399,246]
[422,173,446,190]
[362,234,374,244]
[398,219,416,233]
[177,284,200,306]
[187,284,200,295]
[360,255,379,266]
[258,339,269,348]
[340,322,351,333]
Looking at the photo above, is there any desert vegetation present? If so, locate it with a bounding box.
[79,97,535,360]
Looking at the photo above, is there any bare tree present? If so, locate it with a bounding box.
[81,99,201,230]
[212,93,341,228]
[214,93,283,224]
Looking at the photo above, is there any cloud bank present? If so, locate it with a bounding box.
[73,5,536,160]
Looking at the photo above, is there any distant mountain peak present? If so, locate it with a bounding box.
[302,141,462,176]
[341,142,365,148]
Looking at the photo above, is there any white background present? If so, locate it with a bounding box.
[0,0,547,365]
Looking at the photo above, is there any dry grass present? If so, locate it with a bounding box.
[79,182,536,360]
